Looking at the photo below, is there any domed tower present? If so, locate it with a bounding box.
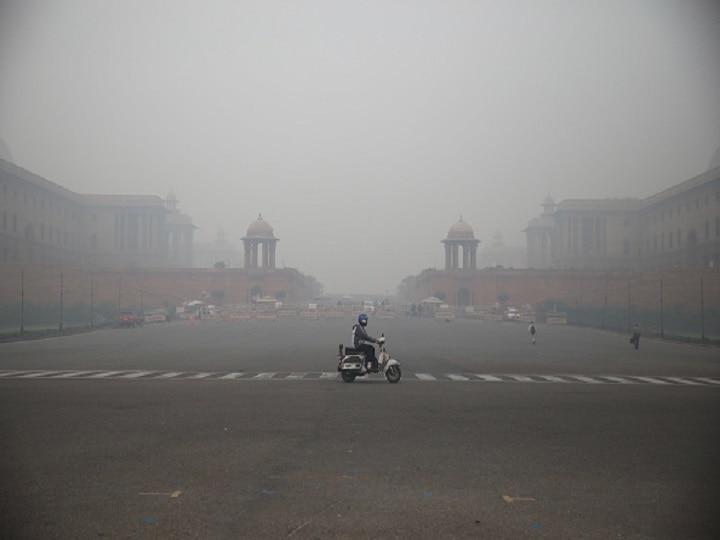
[442,217,480,271]
[242,214,279,269]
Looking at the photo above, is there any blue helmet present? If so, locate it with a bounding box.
[358,313,368,326]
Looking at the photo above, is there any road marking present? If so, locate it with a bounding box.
[219,372,245,379]
[536,375,569,383]
[694,377,720,385]
[599,376,634,384]
[664,377,703,385]
[568,375,603,384]
[87,371,129,378]
[121,371,156,378]
[188,372,214,379]
[506,375,534,382]
[51,370,96,378]
[472,375,504,382]
[1,370,719,386]
[633,376,670,385]
[19,371,62,378]
[156,372,184,379]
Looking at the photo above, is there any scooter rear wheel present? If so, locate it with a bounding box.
[385,365,401,383]
[341,371,356,383]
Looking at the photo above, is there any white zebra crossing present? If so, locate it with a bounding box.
[0,370,718,386]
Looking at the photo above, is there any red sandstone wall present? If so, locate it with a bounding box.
[0,264,313,310]
[413,268,720,312]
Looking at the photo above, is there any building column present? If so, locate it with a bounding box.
[244,241,251,268]
[269,240,276,268]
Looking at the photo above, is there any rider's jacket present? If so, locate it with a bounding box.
[351,324,375,349]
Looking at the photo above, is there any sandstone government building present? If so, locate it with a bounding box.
[1,146,719,287]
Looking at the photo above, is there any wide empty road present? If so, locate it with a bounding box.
[1,317,719,539]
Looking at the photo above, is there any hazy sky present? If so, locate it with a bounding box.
[1,1,719,294]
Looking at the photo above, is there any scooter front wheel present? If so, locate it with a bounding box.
[385,365,401,383]
[341,371,357,383]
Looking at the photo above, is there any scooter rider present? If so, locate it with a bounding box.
[352,313,380,372]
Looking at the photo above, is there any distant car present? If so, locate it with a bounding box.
[118,311,142,328]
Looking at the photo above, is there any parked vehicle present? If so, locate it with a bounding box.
[337,335,401,383]
[118,311,143,328]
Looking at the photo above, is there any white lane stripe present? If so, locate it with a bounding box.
[600,376,634,384]
[121,371,156,378]
[0,371,22,377]
[416,373,436,381]
[473,374,504,382]
[220,372,245,379]
[537,375,570,383]
[51,370,96,378]
[252,372,275,379]
[320,372,339,379]
[695,377,720,385]
[88,371,129,378]
[664,377,703,386]
[155,372,184,379]
[286,373,307,379]
[633,376,670,385]
[507,375,534,382]
[568,375,603,384]
[19,371,62,378]
[446,374,469,381]
[189,372,214,379]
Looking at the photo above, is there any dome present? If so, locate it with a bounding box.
[245,214,276,238]
[446,217,475,240]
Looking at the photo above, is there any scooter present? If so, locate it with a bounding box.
[337,335,401,383]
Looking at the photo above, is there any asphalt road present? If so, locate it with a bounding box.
[1,317,719,539]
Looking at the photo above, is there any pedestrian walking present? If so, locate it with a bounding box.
[630,324,641,350]
[528,320,537,344]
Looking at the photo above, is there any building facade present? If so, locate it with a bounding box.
[0,158,195,268]
[525,166,720,270]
